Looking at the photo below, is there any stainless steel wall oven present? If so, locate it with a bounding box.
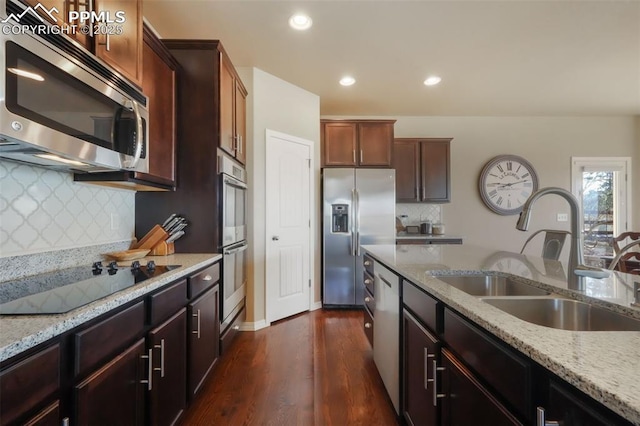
[219,152,247,331]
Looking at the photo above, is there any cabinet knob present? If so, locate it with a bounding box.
[364,297,371,303]
[364,260,371,266]
[203,274,212,281]
[364,322,372,329]
[364,279,371,284]
[233,325,240,331]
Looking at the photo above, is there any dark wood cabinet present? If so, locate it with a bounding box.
[94,0,143,87]
[73,23,178,191]
[148,309,187,426]
[440,348,520,426]
[74,338,146,426]
[321,120,395,167]
[188,285,220,398]
[542,379,633,426]
[394,138,451,202]
[21,0,143,87]
[0,344,60,425]
[136,40,247,252]
[22,401,60,426]
[403,309,440,426]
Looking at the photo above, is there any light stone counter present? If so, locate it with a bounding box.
[395,233,463,242]
[0,253,221,362]
[362,243,640,425]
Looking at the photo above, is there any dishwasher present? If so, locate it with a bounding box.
[373,260,400,414]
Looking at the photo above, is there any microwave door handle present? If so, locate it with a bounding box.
[127,99,144,169]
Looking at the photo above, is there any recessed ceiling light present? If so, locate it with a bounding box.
[289,14,312,30]
[423,76,442,86]
[339,76,356,86]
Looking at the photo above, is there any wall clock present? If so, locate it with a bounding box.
[479,155,539,215]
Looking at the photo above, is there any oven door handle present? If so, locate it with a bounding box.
[224,244,248,255]
[223,176,248,190]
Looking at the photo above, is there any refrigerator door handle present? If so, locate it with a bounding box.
[351,188,357,256]
[355,189,361,256]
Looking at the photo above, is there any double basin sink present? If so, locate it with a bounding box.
[437,274,640,332]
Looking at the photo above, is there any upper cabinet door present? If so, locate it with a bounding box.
[21,0,92,49]
[94,0,143,87]
[322,122,358,166]
[393,140,421,202]
[358,122,393,166]
[139,26,177,186]
[219,56,236,157]
[234,80,247,165]
[421,139,451,202]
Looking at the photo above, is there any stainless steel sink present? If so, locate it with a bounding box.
[481,297,640,331]
[437,275,550,297]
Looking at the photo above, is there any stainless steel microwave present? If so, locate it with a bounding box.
[0,23,149,173]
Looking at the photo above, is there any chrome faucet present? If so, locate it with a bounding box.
[516,187,609,290]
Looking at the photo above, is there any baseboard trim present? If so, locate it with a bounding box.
[311,301,322,311]
[240,319,270,331]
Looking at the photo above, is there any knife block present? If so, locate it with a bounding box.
[149,241,175,256]
[131,224,168,250]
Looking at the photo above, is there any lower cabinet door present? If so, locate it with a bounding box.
[188,285,220,398]
[440,349,521,426]
[74,338,146,426]
[23,401,60,426]
[148,308,187,426]
[403,309,440,426]
[544,379,631,426]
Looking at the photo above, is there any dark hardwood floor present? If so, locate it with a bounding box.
[180,309,399,425]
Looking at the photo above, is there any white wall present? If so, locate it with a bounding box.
[237,67,320,326]
[324,115,638,256]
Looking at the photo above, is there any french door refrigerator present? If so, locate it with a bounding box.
[323,168,396,307]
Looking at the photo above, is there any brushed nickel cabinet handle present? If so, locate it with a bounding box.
[192,309,201,339]
[203,274,212,281]
[154,339,165,378]
[233,325,240,331]
[432,360,446,406]
[424,348,435,389]
[140,348,153,391]
[360,150,363,163]
[536,407,560,426]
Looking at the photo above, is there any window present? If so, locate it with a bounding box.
[571,157,632,261]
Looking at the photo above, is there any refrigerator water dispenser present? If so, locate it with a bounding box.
[331,204,349,233]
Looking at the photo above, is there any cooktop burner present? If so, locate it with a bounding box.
[0,261,181,315]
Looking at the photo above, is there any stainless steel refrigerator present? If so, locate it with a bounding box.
[323,168,396,306]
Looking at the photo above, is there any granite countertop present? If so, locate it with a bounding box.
[0,253,221,362]
[396,233,464,240]
[362,243,640,425]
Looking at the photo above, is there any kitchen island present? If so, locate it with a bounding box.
[363,243,640,425]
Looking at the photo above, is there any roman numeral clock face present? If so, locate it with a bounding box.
[479,155,539,215]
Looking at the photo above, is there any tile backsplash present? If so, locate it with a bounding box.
[396,203,442,226]
[0,161,135,257]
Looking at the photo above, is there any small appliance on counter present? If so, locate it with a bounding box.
[432,223,446,235]
[420,221,432,234]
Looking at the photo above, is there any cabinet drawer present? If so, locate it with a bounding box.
[363,271,374,296]
[363,254,374,276]
[363,308,374,347]
[149,279,187,325]
[74,301,145,377]
[23,400,59,426]
[403,280,440,334]
[443,308,531,419]
[189,262,220,299]
[220,304,244,356]
[364,289,375,315]
[0,344,60,425]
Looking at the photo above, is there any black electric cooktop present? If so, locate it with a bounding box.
[0,261,180,315]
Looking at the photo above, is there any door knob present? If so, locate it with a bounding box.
[272,236,279,241]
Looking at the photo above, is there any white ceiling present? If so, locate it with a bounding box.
[143,0,640,117]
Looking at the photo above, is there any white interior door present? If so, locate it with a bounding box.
[265,130,312,323]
